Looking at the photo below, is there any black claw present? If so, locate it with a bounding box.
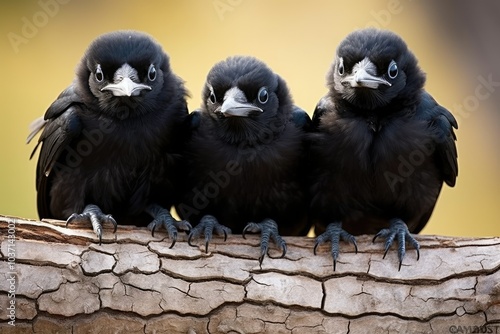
[65,205,115,244]
[383,246,390,260]
[242,224,252,239]
[374,219,420,269]
[258,254,265,266]
[408,234,421,261]
[373,230,384,243]
[280,243,287,258]
[66,213,77,227]
[146,204,190,248]
[260,238,270,264]
[313,241,320,256]
[313,222,356,271]
[187,233,196,248]
[169,232,177,249]
[108,215,117,233]
[150,223,157,237]
[186,215,230,252]
[243,219,286,264]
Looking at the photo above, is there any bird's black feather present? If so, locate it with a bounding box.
[28,31,188,236]
[291,106,313,131]
[176,56,311,256]
[310,29,458,269]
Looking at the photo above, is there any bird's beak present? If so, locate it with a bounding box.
[219,87,263,117]
[342,58,391,89]
[101,77,152,97]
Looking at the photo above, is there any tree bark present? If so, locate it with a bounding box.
[0,215,499,333]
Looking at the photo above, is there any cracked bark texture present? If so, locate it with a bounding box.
[1,215,499,334]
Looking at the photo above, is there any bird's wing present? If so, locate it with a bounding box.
[28,86,81,153]
[291,105,312,131]
[26,86,78,147]
[311,97,330,131]
[187,109,202,130]
[31,86,83,178]
[417,92,458,187]
[30,86,84,217]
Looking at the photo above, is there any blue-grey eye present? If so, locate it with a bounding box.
[95,64,104,82]
[388,60,398,79]
[209,91,216,104]
[338,57,345,75]
[148,64,157,81]
[258,87,269,104]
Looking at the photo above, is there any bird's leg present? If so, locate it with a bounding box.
[373,218,420,271]
[146,203,192,249]
[243,219,287,265]
[66,204,117,245]
[187,215,231,253]
[314,222,358,271]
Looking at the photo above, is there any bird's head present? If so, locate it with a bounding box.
[77,30,178,118]
[201,56,292,142]
[327,29,425,111]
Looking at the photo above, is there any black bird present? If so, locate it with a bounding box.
[310,29,458,270]
[176,56,311,263]
[27,30,190,245]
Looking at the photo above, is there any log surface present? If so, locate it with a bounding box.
[0,215,499,333]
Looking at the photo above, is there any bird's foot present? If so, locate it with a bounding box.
[314,222,358,271]
[373,218,420,271]
[243,219,286,265]
[187,215,231,253]
[146,204,192,249]
[66,204,117,245]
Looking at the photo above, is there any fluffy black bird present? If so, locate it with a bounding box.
[310,29,458,270]
[28,30,190,244]
[176,56,311,262]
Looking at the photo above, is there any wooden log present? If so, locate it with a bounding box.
[1,215,499,333]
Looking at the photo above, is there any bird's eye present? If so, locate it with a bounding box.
[257,87,269,104]
[388,60,398,79]
[209,91,217,104]
[338,57,344,76]
[148,64,157,81]
[95,65,104,82]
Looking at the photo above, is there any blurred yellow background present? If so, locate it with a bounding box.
[0,1,498,237]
